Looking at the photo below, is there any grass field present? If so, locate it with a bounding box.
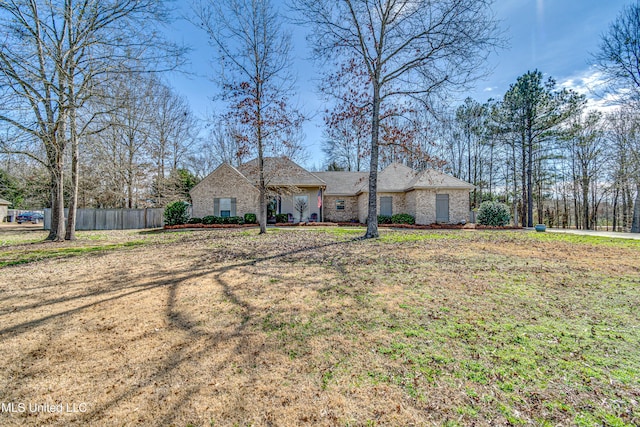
[0,227,638,426]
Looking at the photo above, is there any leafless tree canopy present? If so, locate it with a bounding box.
[594,1,640,100]
[193,0,305,234]
[292,0,503,237]
[0,0,184,240]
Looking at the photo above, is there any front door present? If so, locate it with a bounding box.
[267,198,278,223]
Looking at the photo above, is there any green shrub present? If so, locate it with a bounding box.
[477,201,511,226]
[391,213,415,225]
[164,201,190,226]
[199,215,245,225]
[224,216,244,224]
[187,217,202,224]
[377,215,392,224]
[202,215,218,225]
[244,213,257,224]
[275,213,289,223]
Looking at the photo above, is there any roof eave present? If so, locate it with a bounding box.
[406,185,475,192]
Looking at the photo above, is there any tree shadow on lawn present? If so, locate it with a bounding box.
[0,236,362,426]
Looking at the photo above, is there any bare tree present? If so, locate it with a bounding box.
[0,0,182,241]
[595,3,640,232]
[294,197,308,222]
[292,0,502,238]
[565,111,606,230]
[193,0,304,234]
[594,1,640,101]
[149,82,197,205]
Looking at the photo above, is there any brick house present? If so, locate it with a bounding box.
[190,157,474,225]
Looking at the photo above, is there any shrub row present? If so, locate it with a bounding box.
[164,201,260,226]
[377,213,415,225]
[201,215,245,225]
[184,213,258,226]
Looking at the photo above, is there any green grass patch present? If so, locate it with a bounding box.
[529,231,640,249]
[0,240,147,268]
[379,230,467,243]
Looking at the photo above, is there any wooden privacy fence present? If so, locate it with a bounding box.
[44,208,164,231]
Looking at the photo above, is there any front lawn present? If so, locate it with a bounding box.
[0,228,638,426]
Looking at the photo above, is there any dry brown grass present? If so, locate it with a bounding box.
[0,228,638,426]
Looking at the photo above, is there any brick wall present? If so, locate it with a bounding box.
[356,192,408,223]
[323,195,359,222]
[413,189,470,224]
[190,164,259,218]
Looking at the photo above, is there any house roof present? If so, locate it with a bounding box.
[313,171,368,195]
[342,163,474,194]
[238,157,326,187]
[375,163,417,192]
[0,198,10,206]
[408,169,476,190]
[192,158,473,197]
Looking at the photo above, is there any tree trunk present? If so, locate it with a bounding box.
[526,131,534,227]
[65,133,79,240]
[365,81,381,239]
[258,154,266,234]
[613,188,618,232]
[257,89,266,235]
[520,148,526,227]
[47,171,60,241]
[65,79,79,240]
[51,163,65,242]
[582,175,590,230]
[631,183,640,233]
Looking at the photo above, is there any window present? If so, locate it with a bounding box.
[214,197,236,217]
[336,200,345,211]
[380,196,392,217]
[219,198,231,217]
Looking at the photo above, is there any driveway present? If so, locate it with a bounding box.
[541,227,640,240]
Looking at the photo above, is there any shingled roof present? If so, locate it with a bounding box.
[237,157,326,187]
[196,158,473,196]
[313,171,368,195]
[352,163,474,194]
[408,169,475,190]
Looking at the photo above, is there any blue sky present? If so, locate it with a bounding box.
[165,0,630,169]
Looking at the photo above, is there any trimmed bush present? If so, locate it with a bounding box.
[244,213,257,224]
[187,217,202,224]
[202,215,218,225]
[391,213,415,225]
[224,216,244,224]
[377,215,392,224]
[164,201,190,226]
[275,213,289,223]
[477,201,511,226]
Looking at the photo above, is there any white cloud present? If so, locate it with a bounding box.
[559,67,623,113]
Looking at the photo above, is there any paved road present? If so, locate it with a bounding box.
[538,227,640,240]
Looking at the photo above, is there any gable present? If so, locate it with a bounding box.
[238,157,325,187]
[190,163,256,198]
[376,163,417,192]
